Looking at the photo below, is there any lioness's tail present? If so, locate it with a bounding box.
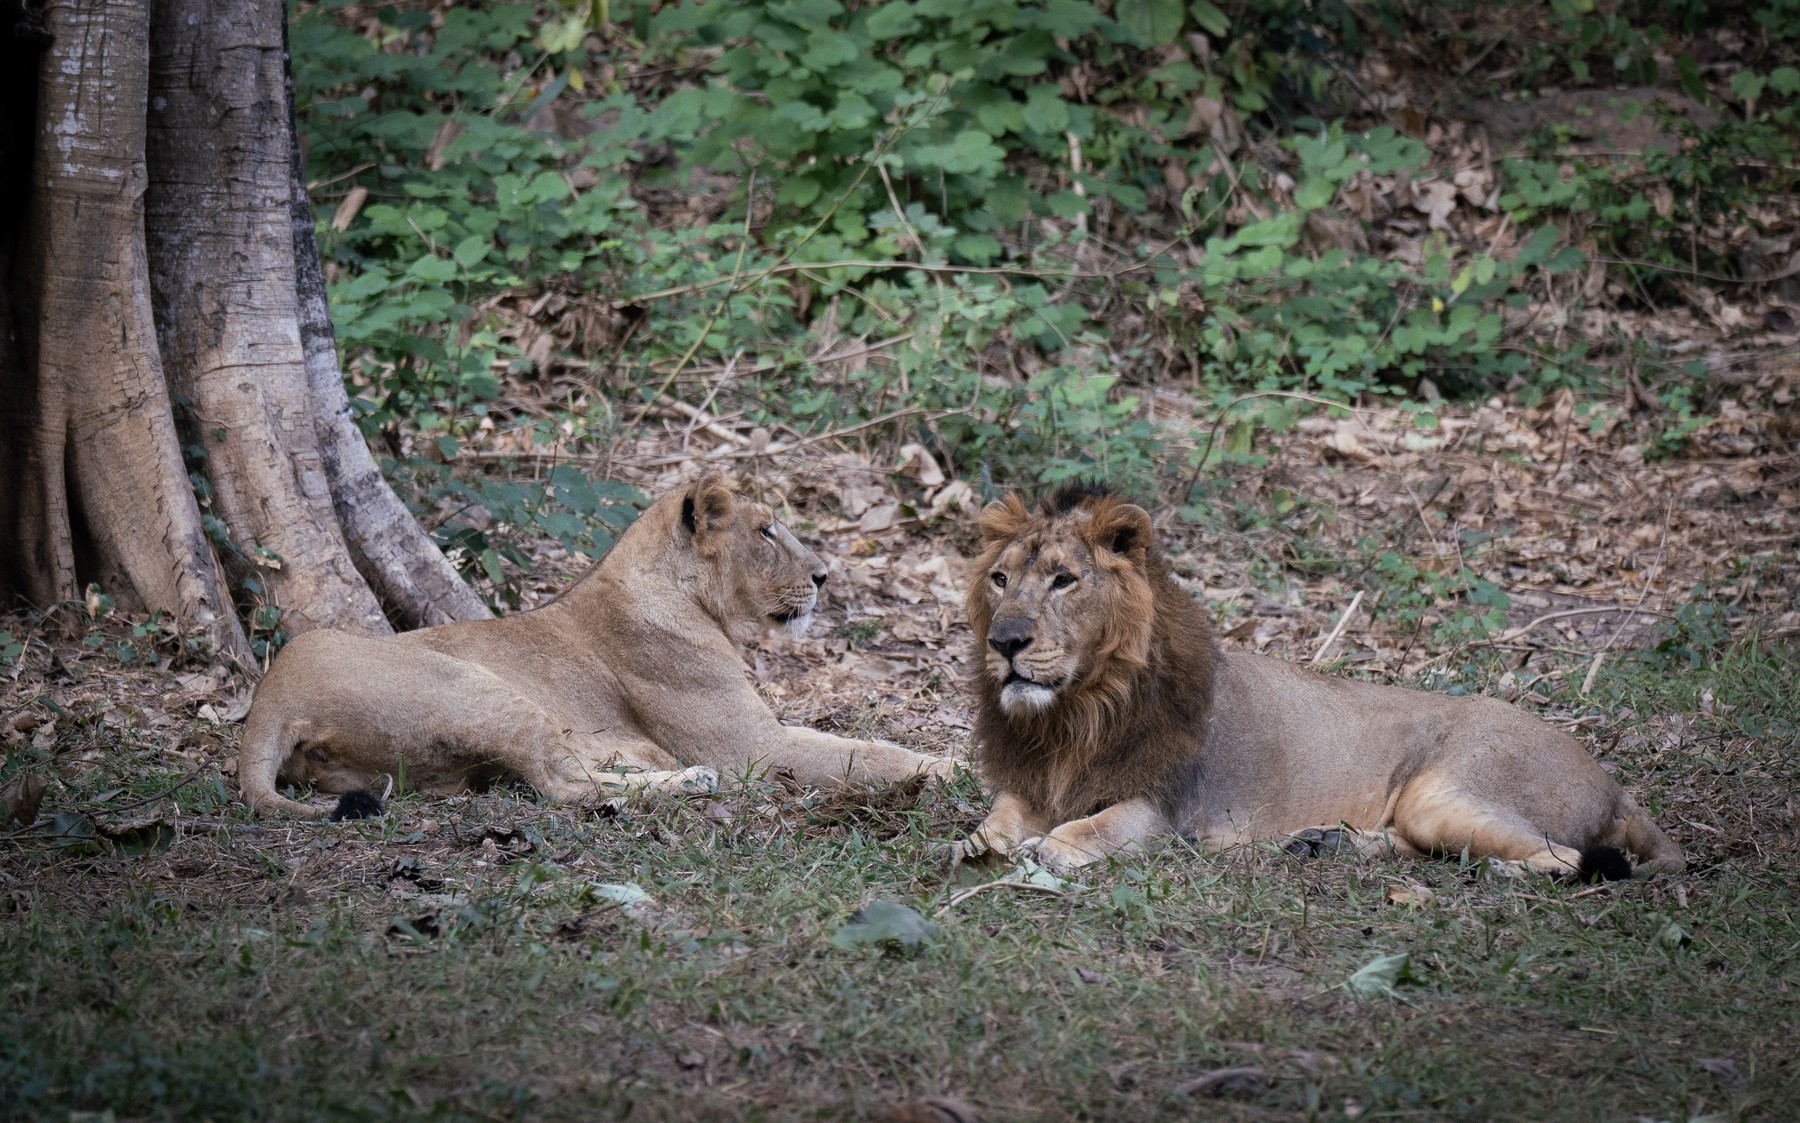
[1615,796,1684,878]
[238,701,327,819]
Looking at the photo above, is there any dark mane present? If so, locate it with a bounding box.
[967,487,1217,828]
[1041,480,1117,516]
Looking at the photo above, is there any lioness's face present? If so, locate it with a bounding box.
[688,475,829,633]
[967,491,1156,716]
[733,500,830,632]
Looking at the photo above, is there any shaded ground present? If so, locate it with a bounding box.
[5,389,1799,1120]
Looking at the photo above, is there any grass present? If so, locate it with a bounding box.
[3,636,1797,1122]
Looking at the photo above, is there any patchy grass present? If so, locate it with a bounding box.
[2,631,1796,1122]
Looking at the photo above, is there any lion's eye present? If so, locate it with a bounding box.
[1051,572,1076,590]
[990,572,1007,589]
[760,525,776,541]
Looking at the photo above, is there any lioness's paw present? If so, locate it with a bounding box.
[672,765,720,794]
[922,757,966,781]
[942,836,986,865]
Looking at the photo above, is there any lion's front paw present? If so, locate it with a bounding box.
[946,826,1034,865]
[1030,832,1104,875]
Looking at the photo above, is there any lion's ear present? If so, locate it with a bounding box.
[686,473,735,544]
[977,494,1032,546]
[1089,501,1153,558]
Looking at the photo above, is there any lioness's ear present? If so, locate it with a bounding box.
[977,494,1032,546]
[1088,501,1153,558]
[685,473,734,544]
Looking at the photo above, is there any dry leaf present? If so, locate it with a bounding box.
[895,443,945,487]
[4,772,47,826]
[1384,880,1436,908]
[859,502,901,534]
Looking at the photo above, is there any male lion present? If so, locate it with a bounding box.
[954,483,1684,880]
[240,473,957,816]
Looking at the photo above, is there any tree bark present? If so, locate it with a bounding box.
[0,0,488,659]
[285,48,490,629]
[7,0,246,657]
[145,0,387,636]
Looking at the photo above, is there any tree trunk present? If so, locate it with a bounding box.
[0,0,488,660]
[285,44,491,630]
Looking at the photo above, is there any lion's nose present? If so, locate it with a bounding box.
[987,618,1033,659]
[811,569,827,588]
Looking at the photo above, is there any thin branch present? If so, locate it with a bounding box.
[1311,590,1364,666]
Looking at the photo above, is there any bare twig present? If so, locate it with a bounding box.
[676,350,745,452]
[109,770,208,815]
[1595,496,1674,661]
[1311,590,1365,666]
[1579,653,1605,696]
[937,878,1068,913]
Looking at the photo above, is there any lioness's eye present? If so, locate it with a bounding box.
[990,572,1007,589]
[760,525,776,541]
[1051,573,1076,590]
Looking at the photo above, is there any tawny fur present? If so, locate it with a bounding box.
[959,484,1684,879]
[239,474,956,817]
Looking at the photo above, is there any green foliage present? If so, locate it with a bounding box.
[0,629,21,670]
[386,453,646,611]
[297,2,650,434]
[291,0,1785,508]
[639,0,1386,262]
[1503,115,1796,305]
[1360,531,1511,648]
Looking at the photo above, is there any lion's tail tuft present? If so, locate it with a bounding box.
[1572,844,1635,883]
[328,791,385,821]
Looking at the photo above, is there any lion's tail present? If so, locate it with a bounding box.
[1612,796,1685,879]
[238,697,328,819]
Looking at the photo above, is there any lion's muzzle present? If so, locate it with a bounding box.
[987,616,1033,659]
[987,616,1063,713]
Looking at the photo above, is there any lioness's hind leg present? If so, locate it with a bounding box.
[1392,780,1583,876]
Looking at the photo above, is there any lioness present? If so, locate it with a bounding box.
[954,483,1684,880]
[240,473,957,816]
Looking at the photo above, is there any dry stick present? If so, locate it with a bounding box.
[937,878,1068,914]
[678,349,743,452]
[1579,653,1606,697]
[1174,390,1409,511]
[660,396,747,447]
[1590,495,1675,679]
[1494,605,1677,645]
[109,769,208,814]
[876,162,923,257]
[1405,598,1678,680]
[1311,590,1365,666]
[626,177,756,427]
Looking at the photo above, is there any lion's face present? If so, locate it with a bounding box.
[966,489,1157,717]
[687,475,828,634]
